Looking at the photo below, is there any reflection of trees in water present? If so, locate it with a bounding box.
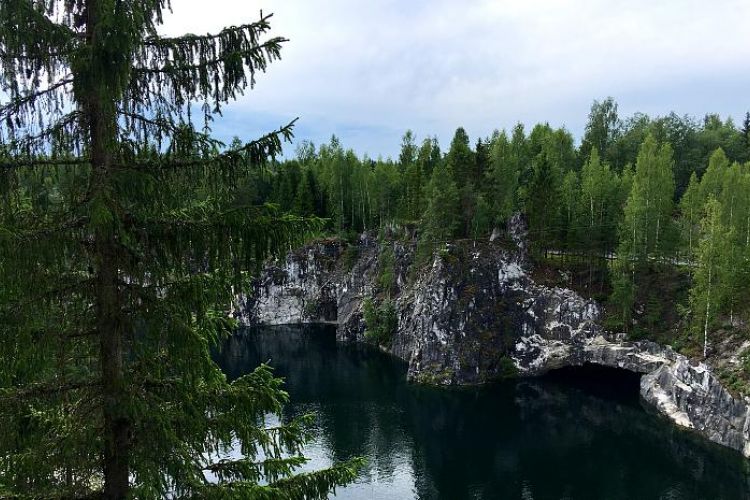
[406,369,750,500]
[216,325,413,475]
[216,326,750,500]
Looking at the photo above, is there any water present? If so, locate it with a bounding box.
[215,325,750,500]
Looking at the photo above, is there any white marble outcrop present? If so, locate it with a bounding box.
[236,230,750,458]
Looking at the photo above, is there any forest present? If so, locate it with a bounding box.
[257,100,750,358]
[2,0,750,497]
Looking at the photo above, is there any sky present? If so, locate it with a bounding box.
[160,0,750,159]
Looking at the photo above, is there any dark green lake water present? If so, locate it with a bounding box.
[215,325,750,500]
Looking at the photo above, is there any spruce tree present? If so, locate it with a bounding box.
[486,130,518,227]
[421,162,460,244]
[524,147,563,254]
[445,127,473,189]
[400,131,422,221]
[0,2,360,498]
[293,168,317,217]
[474,137,490,184]
[445,127,475,235]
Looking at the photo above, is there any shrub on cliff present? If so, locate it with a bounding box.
[363,298,398,347]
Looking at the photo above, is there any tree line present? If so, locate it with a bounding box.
[259,98,750,354]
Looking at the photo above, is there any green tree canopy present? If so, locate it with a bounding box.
[445,127,474,190]
[421,162,460,244]
[580,97,620,164]
[486,130,519,226]
[0,2,360,498]
[619,134,676,261]
[690,197,733,357]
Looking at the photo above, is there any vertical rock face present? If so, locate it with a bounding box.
[235,241,342,326]
[641,357,750,456]
[236,232,750,458]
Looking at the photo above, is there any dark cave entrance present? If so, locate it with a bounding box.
[539,363,643,402]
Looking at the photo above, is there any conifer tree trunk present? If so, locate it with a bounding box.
[1,2,363,497]
[96,227,130,499]
[84,1,130,496]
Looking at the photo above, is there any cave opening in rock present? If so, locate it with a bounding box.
[539,363,643,402]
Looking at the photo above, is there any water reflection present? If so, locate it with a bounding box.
[216,325,750,500]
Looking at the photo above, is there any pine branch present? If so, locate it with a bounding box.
[0,487,102,500]
[0,48,70,60]
[141,15,276,47]
[117,108,180,133]
[1,323,99,343]
[0,0,78,66]
[2,111,84,157]
[130,207,316,241]
[117,108,226,154]
[118,119,296,170]
[132,40,286,76]
[0,76,73,119]
[128,13,286,115]
[0,216,87,241]
[0,156,87,169]
[0,380,100,402]
[0,277,95,315]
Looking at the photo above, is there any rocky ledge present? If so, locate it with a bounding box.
[234,227,750,458]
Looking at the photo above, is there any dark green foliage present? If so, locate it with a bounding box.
[446,127,474,189]
[474,137,491,183]
[471,194,492,241]
[524,144,563,253]
[376,243,397,297]
[0,2,361,498]
[421,162,461,244]
[497,357,519,379]
[341,244,361,272]
[398,130,418,172]
[486,130,519,227]
[363,298,397,347]
[401,134,425,221]
[293,168,319,216]
[580,97,620,165]
[402,159,424,221]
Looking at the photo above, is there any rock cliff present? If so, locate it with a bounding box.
[234,227,750,458]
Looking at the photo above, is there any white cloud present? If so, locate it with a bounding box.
[159,0,750,157]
